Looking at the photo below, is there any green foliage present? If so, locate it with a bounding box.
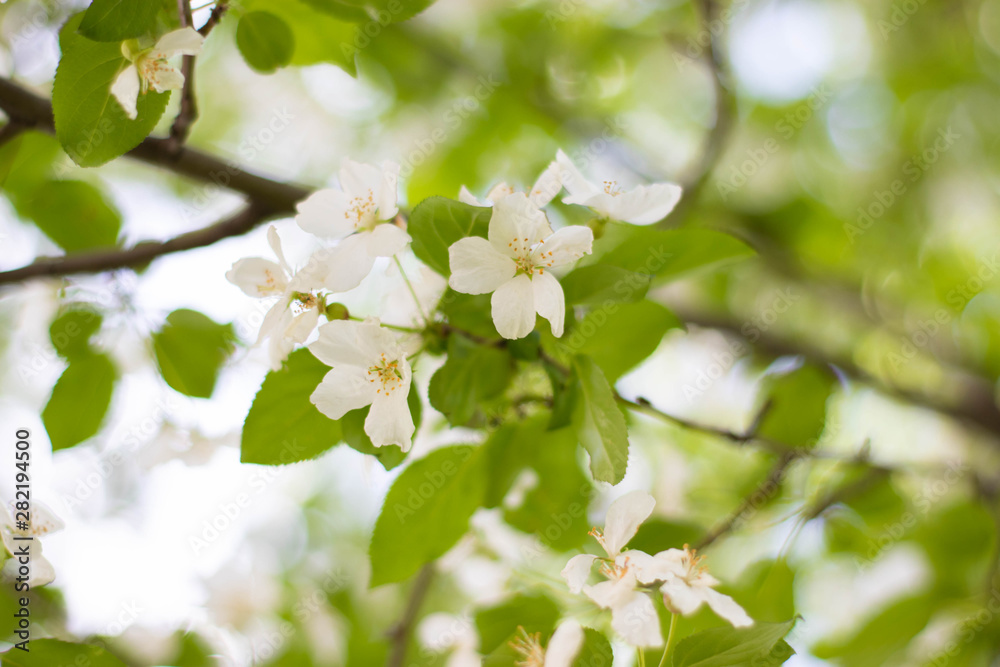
[0,640,129,667]
[630,519,703,555]
[428,335,514,425]
[53,14,171,167]
[812,595,934,667]
[244,0,358,75]
[560,264,650,305]
[672,620,796,667]
[571,355,629,484]
[755,364,836,448]
[49,307,103,359]
[730,560,796,624]
[301,0,438,23]
[42,352,115,451]
[241,348,343,464]
[236,12,295,73]
[78,0,161,42]
[574,628,614,666]
[369,445,483,586]
[475,593,560,654]
[152,309,234,399]
[23,179,121,252]
[339,390,414,469]
[409,197,492,276]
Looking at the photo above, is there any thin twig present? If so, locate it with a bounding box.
[198,0,229,36]
[386,564,435,667]
[168,0,199,151]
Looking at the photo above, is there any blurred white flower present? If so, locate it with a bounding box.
[510,620,584,667]
[0,501,64,587]
[111,28,204,120]
[555,149,682,225]
[226,226,327,370]
[448,193,592,339]
[295,160,410,292]
[418,612,479,667]
[458,161,562,208]
[309,318,414,451]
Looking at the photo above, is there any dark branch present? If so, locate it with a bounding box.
[386,564,435,667]
[198,1,229,36]
[167,0,199,151]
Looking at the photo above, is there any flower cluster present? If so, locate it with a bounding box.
[561,490,752,647]
[225,152,681,450]
[0,501,64,588]
[112,28,205,120]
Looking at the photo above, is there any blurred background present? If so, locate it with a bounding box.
[1,0,1000,664]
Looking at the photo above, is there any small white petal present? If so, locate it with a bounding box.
[266,324,296,370]
[266,225,291,274]
[296,188,358,239]
[561,554,597,594]
[532,271,565,338]
[309,319,396,368]
[600,182,683,225]
[364,371,414,451]
[376,160,400,220]
[110,64,140,120]
[545,620,584,667]
[485,182,516,202]
[529,161,562,208]
[366,223,411,257]
[154,27,204,56]
[311,366,377,420]
[148,64,184,92]
[531,225,593,270]
[226,258,288,297]
[702,588,754,628]
[488,193,552,258]
[284,307,320,343]
[611,591,663,648]
[556,149,600,202]
[631,549,687,585]
[491,273,535,339]
[27,502,64,536]
[448,237,516,295]
[458,185,485,206]
[659,577,705,616]
[323,232,378,293]
[256,301,288,346]
[602,490,655,557]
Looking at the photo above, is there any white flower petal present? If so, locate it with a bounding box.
[458,185,485,206]
[659,577,705,616]
[486,182,516,202]
[285,307,320,343]
[154,27,204,56]
[603,490,655,557]
[531,225,593,270]
[311,366,377,420]
[561,553,597,594]
[529,161,562,208]
[364,371,414,451]
[556,149,600,202]
[296,188,358,239]
[367,223,411,257]
[323,232,378,293]
[631,549,687,585]
[602,182,683,225]
[488,193,552,258]
[226,258,288,297]
[309,319,396,368]
[256,301,289,346]
[611,591,663,648]
[266,225,291,274]
[448,237,516,295]
[532,271,565,338]
[491,273,535,339]
[376,160,400,220]
[267,324,296,370]
[702,588,754,628]
[148,64,184,92]
[110,64,140,120]
[27,502,64,536]
[545,620,584,667]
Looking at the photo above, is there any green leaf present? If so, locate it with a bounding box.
[571,355,629,484]
[812,595,933,666]
[236,12,295,73]
[341,404,408,470]
[630,519,703,556]
[369,445,483,586]
[24,180,121,252]
[409,196,492,276]
[428,336,514,425]
[1,640,129,667]
[53,14,171,167]
[729,560,796,624]
[152,309,234,399]
[560,264,650,306]
[755,364,836,448]
[574,628,614,667]
[241,348,343,465]
[301,0,438,23]
[244,0,357,75]
[78,0,160,42]
[563,300,681,381]
[49,307,103,359]
[672,620,796,667]
[594,226,755,282]
[476,594,560,654]
[439,290,499,341]
[42,352,115,451]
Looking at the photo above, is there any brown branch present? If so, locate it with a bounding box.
[386,564,435,667]
[167,0,199,151]
[198,1,229,36]
[0,205,271,283]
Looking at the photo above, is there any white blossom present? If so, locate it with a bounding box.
[458,162,562,209]
[111,28,204,120]
[448,193,592,339]
[0,501,64,588]
[309,318,414,451]
[555,149,682,225]
[510,620,584,667]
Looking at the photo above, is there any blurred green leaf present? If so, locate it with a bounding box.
[571,355,629,484]
[755,364,836,448]
[672,620,795,667]
[49,307,102,359]
[0,640,129,667]
[246,0,357,75]
[593,226,755,282]
[812,595,933,666]
[79,0,160,42]
[23,180,121,252]
[476,594,560,653]
[560,264,650,306]
[409,197,492,276]
[42,351,115,451]
[153,309,234,399]
[236,12,295,73]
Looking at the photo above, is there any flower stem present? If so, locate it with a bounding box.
[394,255,429,326]
[637,648,646,667]
[658,614,678,667]
[347,316,421,334]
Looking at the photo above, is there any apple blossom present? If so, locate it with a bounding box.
[458,161,562,208]
[447,193,593,339]
[226,226,327,370]
[309,318,414,451]
[509,620,584,667]
[111,28,205,120]
[295,160,411,292]
[0,501,64,587]
[555,149,682,225]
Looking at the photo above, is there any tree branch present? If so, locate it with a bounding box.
[386,564,435,667]
[167,0,199,151]
[198,1,229,36]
